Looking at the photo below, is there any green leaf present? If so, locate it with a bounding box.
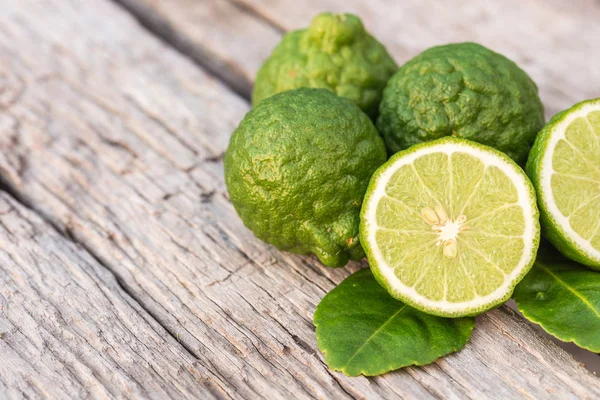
[513,246,600,352]
[314,269,475,376]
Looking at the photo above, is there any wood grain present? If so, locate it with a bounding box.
[1,0,599,398]
[0,192,222,399]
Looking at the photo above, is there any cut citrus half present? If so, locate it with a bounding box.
[360,137,540,317]
[526,98,600,270]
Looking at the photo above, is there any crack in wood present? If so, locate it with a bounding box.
[226,0,287,33]
[0,192,221,398]
[0,181,226,398]
[111,0,254,100]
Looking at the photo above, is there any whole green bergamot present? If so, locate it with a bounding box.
[377,42,544,164]
[225,88,387,267]
[252,13,397,119]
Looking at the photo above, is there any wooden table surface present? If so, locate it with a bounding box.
[1,0,599,398]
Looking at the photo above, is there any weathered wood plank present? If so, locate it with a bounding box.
[0,192,222,399]
[1,0,599,398]
[111,0,280,101]
[116,0,282,98]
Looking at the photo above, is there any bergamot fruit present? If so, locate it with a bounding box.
[526,98,600,270]
[360,137,540,317]
[225,88,387,267]
[377,42,544,165]
[252,13,397,119]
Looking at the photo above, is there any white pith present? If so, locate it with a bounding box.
[436,219,464,243]
[364,142,537,313]
[422,207,469,257]
[539,101,600,263]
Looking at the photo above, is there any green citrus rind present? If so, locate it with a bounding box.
[252,12,397,119]
[360,137,540,317]
[377,42,544,165]
[225,88,387,268]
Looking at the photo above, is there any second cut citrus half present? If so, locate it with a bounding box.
[527,98,600,270]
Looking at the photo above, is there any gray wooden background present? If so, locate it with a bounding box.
[1,0,599,398]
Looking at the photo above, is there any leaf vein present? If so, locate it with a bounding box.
[343,304,409,369]
[539,264,600,319]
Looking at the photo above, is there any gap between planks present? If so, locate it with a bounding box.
[0,155,216,394]
[110,0,277,100]
[0,189,228,399]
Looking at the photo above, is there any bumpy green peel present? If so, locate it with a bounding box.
[377,42,544,164]
[252,13,398,119]
[225,88,387,267]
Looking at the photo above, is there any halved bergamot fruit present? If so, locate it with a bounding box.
[527,98,600,271]
[360,137,540,317]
